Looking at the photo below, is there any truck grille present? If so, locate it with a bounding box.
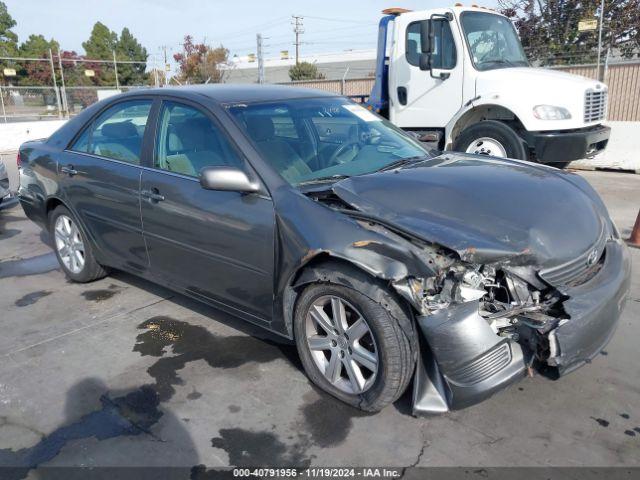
[539,227,607,287]
[584,88,607,123]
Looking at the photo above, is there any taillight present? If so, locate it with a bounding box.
[16,151,21,167]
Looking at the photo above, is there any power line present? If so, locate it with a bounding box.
[301,15,375,25]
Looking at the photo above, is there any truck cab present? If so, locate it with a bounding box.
[368,6,610,166]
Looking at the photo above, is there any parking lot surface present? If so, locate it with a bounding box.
[0,170,639,472]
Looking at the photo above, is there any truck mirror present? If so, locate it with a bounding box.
[420,20,430,53]
[419,53,431,71]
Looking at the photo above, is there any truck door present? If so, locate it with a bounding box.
[390,12,464,128]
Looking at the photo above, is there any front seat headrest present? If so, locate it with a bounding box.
[101,121,138,139]
[245,116,275,142]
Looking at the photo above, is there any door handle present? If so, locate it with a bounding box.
[397,87,408,106]
[61,165,78,176]
[141,189,165,203]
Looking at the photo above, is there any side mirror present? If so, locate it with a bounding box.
[419,20,430,53]
[419,53,431,71]
[199,166,259,193]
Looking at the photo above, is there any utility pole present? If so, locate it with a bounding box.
[596,0,605,82]
[292,15,304,64]
[112,50,120,89]
[256,33,265,84]
[48,48,63,119]
[160,45,171,86]
[56,50,68,117]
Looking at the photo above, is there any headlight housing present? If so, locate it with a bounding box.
[533,105,572,120]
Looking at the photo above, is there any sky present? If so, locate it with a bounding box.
[6,0,499,65]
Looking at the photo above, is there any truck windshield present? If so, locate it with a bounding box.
[461,12,528,71]
[229,98,430,186]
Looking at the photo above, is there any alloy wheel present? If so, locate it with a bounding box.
[305,295,379,394]
[54,214,85,274]
[465,137,507,157]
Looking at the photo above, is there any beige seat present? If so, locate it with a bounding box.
[245,116,312,183]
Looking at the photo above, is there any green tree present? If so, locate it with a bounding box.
[173,36,229,84]
[82,22,118,84]
[288,61,324,81]
[17,35,60,86]
[19,34,59,56]
[82,21,117,59]
[116,27,148,85]
[0,0,18,80]
[0,0,17,56]
[500,0,640,65]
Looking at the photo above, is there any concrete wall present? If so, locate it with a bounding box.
[569,122,640,173]
[0,120,67,151]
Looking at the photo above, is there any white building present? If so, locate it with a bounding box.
[222,49,377,84]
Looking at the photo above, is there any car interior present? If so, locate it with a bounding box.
[93,120,144,163]
[234,107,369,184]
[230,100,428,185]
[156,104,241,176]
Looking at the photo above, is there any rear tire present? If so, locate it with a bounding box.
[49,205,108,283]
[454,120,528,160]
[294,281,414,412]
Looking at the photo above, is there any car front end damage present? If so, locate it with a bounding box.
[298,155,631,415]
[391,229,631,415]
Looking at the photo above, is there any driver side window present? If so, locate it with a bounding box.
[155,101,243,177]
[406,20,457,69]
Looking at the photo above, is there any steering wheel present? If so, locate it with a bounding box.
[328,140,360,166]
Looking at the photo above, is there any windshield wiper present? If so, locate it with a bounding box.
[378,155,430,172]
[297,174,350,186]
[479,59,524,69]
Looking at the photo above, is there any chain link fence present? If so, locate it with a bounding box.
[0,53,155,122]
[0,86,61,120]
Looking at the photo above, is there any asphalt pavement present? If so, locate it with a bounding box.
[0,170,638,474]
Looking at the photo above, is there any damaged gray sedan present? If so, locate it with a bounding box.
[18,86,631,414]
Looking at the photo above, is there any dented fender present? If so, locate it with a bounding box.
[270,188,437,338]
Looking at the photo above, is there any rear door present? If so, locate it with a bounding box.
[390,12,464,128]
[140,98,275,324]
[63,98,154,273]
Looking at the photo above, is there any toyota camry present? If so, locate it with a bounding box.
[17,85,631,414]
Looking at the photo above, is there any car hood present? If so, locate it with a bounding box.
[331,154,606,269]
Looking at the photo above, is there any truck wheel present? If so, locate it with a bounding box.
[454,120,528,160]
[294,281,414,412]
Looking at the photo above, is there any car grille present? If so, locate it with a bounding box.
[584,88,607,123]
[447,342,512,386]
[539,226,607,287]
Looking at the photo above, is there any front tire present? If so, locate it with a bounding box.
[49,205,108,283]
[454,120,528,160]
[294,281,414,412]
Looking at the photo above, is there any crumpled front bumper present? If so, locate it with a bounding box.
[412,238,631,415]
[551,239,631,374]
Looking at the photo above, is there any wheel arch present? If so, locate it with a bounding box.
[44,196,107,265]
[446,104,526,149]
[45,196,66,219]
[282,254,417,353]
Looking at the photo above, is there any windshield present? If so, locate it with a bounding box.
[461,12,528,71]
[228,98,429,186]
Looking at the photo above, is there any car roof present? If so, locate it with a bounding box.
[123,84,338,104]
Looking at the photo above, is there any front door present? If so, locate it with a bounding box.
[62,99,154,273]
[390,12,464,128]
[140,100,275,324]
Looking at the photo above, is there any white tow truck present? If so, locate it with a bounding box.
[367,6,610,166]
